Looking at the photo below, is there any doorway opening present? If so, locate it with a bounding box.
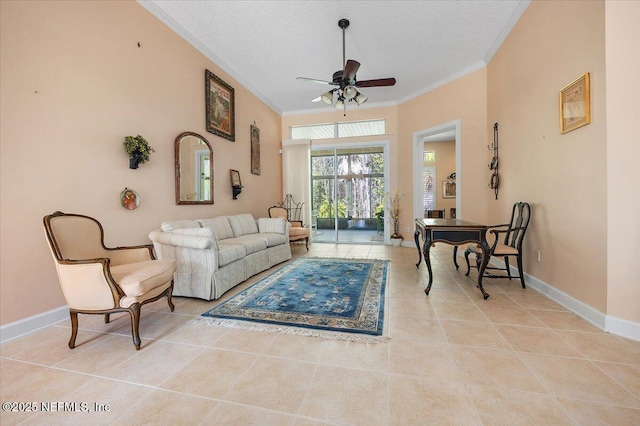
[413,120,461,220]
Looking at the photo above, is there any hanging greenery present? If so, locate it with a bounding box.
[123,135,155,163]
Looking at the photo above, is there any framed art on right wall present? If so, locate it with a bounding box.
[559,72,590,134]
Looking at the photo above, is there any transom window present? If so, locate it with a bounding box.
[291,119,385,140]
[424,151,435,162]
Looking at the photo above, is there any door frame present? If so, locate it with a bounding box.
[412,120,461,221]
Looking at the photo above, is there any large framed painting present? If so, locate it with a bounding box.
[205,69,235,141]
[250,124,260,175]
[559,72,590,134]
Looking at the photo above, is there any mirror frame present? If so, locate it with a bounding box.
[175,131,214,205]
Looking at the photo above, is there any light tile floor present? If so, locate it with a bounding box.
[1,244,639,425]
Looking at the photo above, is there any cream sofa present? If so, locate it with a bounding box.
[148,213,291,300]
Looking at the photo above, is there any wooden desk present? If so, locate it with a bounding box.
[414,218,492,299]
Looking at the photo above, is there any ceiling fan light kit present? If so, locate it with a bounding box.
[320,90,334,105]
[297,18,396,115]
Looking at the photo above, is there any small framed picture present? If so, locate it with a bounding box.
[559,72,590,134]
[205,69,235,141]
[443,180,456,198]
[230,169,241,187]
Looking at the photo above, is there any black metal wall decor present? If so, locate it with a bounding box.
[230,169,242,200]
[488,123,499,200]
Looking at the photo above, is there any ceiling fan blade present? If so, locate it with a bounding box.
[355,77,396,88]
[342,59,360,82]
[296,77,337,85]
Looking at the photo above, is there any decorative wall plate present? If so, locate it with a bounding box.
[120,188,139,210]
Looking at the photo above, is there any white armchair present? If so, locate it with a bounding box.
[43,211,176,350]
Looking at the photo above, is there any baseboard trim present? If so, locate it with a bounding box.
[522,271,606,329]
[458,253,639,342]
[2,259,638,344]
[605,315,640,342]
[0,306,68,344]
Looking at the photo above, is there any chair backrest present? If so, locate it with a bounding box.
[504,202,531,249]
[281,194,304,222]
[268,206,289,221]
[426,209,445,218]
[43,212,108,262]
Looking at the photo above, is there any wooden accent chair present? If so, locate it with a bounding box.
[269,206,309,250]
[464,202,531,288]
[43,211,176,350]
[426,209,445,218]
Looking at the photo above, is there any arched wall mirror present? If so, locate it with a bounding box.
[175,132,214,205]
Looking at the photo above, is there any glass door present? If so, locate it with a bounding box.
[311,146,385,244]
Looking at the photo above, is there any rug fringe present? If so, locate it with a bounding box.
[187,317,390,344]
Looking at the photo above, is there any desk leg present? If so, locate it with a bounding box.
[477,239,491,300]
[452,245,459,270]
[414,229,422,268]
[423,237,434,296]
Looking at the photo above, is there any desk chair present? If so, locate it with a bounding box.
[426,209,445,218]
[464,202,531,288]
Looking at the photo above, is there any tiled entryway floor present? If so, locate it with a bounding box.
[2,244,639,425]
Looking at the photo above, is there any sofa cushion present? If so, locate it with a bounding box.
[217,242,246,267]
[225,235,268,254]
[258,233,289,247]
[161,219,201,232]
[258,217,287,234]
[228,214,258,237]
[111,259,176,297]
[200,217,234,240]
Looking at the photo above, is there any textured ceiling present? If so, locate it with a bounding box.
[140,0,530,115]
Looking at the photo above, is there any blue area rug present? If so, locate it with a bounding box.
[202,257,387,336]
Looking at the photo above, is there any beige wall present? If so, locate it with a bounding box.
[487,0,607,311]
[0,1,282,325]
[398,68,490,235]
[605,1,640,324]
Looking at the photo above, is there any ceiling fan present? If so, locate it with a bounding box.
[296,19,396,115]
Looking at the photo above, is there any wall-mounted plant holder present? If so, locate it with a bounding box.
[124,135,154,169]
[488,123,499,200]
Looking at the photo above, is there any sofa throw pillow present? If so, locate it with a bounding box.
[199,217,234,240]
[258,217,287,234]
[160,219,201,232]
[228,214,258,237]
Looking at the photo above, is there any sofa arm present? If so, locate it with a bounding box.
[258,217,288,235]
[148,230,217,250]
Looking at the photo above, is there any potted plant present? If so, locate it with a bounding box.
[374,204,384,235]
[386,191,403,245]
[124,135,155,169]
